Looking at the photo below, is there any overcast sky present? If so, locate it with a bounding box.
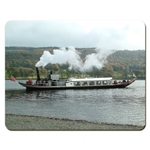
[5,20,145,50]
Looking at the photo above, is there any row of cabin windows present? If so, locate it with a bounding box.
[73,80,111,86]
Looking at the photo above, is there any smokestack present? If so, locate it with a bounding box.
[36,67,41,81]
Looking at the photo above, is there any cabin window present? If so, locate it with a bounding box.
[97,81,101,85]
[89,81,94,85]
[75,82,80,86]
[103,81,107,84]
[82,82,87,86]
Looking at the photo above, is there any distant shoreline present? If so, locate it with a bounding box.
[5,114,145,131]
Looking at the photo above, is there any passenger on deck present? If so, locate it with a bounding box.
[122,79,126,82]
[45,78,48,83]
[114,80,117,84]
[26,79,32,85]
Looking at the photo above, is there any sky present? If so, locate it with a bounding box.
[5,20,145,50]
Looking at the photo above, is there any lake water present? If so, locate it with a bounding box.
[5,80,146,126]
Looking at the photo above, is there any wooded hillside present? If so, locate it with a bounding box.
[5,47,145,79]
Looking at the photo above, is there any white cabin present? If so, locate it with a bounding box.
[65,77,113,87]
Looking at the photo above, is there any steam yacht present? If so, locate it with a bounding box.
[18,67,136,90]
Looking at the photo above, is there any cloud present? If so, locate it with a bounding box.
[5,20,145,50]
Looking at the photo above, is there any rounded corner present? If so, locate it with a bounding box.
[139,124,146,131]
[5,123,13,131]
[5,20,13,28]
[139,20,146,28]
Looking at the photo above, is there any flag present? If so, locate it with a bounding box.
[10,76,16,82]
[133,73,137,78]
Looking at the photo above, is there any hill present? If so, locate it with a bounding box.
[5,47,145,79]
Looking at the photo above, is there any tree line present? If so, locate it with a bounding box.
[5,47,146,79]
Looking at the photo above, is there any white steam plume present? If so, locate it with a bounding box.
[35,46,113,72]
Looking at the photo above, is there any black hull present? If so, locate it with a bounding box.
[19,78,136,90]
